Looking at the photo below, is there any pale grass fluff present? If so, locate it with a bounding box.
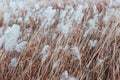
[15,41,27,52]
[40,45,50,63]
[4,24,20,52]
[101,27,107,35]
[24,12,32,24]
[17,2,25,10]
[109,0,120,7]
[56,46,63,53]
[18,16,23,23]
[82,2,89,9]
[41,6,56,28]
[23,28,32,40]
[58,5,74,37]
[9,1,17,12]
[9,57,18,67]
[56,0,64,8]
[60,70,68,80]
[66,5,74,20]
[93,5,98,15]
[103,8,115,24]
[88,14,98,28]
[4,24,20,41]
[3,12,10,24]
[103,13,110,24]
[88,19,96,27]
[73,5,84,24]
[97,58,104,65]
[60,5,74,21]
[52,33,57,39]
[88,39,97,49]
[34,3,40,10]
[25,28,32,34]
[71,46,81,60]
[59,9,67,22]
[52,59,60,71]
[60,70,78,80]
[83,27,97,37]
[64,45,69,51]
[113,9,120,20]
[57,21,72,37]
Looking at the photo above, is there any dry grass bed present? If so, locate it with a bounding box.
[0,0,120,80]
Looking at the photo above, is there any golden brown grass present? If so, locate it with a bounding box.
[0,0,120,80]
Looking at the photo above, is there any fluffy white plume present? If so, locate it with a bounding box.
[88,39,97,49]
[60,70,68,80]
[9,57,18,67]
[60,70,78,80]
[40,45,50,63]
[15,41,27,52]
[4,24,20,52]
[71,46,81,60]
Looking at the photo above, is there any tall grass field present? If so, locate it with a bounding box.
[0,0,120,80]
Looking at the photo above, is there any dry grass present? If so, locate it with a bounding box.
[0,0,120,80]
